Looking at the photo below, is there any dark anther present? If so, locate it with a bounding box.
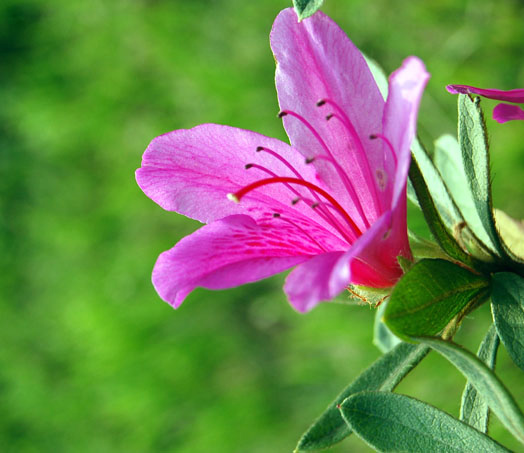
[291,197,300,205]
[256,146,264,152]
[278,111,288,118]
[369,134,378,140]
[325,113,334,121]
[311,202,320,209]
[245,163,253,169]
[305,157,315,164]
[272,213,281,218]
[316,99,326,107]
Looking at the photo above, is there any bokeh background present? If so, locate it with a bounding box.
[1,0,524,451]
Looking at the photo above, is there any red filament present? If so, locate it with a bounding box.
[231,176,362,238]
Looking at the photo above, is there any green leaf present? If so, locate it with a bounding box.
[460,324,500,432]
[491,272,524,372]
[373,300,401,353]
[292,0,324,21]
[384,259,489,340]
[457,94,503,256]
[419,337,524,444]
[434,134,497,262]
[295,343,428,451]
[494,209,524,261]
[409,150,478,268]
[411,137,464,231]
[340,391,510,452]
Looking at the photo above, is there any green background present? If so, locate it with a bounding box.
[1,0,524,451]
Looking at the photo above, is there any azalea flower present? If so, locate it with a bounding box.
[136,8,429,313]
[446,84,524,123]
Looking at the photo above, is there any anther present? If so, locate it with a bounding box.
[272,213,281,218]
[245,163,253,169]
[291,198,300,205]
[316,99,326,107]
[311,202,319,209]
[227,193,240,203]
[278,111,288,118]
[256,146,264,152]
[369,134,378,140]
[305,157,315,164]
[325,113,334,121]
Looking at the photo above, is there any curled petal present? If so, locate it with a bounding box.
[493,103,524,123]
[384,56,430,206]
[284,251,346,313]
[446,85,524,103]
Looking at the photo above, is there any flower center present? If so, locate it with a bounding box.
[227,100,395,246]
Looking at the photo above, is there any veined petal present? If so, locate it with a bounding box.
[271,8,386,224]
[136,124,342,236]
[446,85,524,103]
[383,56,430,206]
[493,103,524,123]
[153,215,340,308]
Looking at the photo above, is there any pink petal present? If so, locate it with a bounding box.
[284,251,346,313]
[284,210,406,313]
[383,56,430,206]
[493,103,524,123]
[153,215,340,308]
[270,8,386,225]
[136,124,347,238]
[446,85,524,103]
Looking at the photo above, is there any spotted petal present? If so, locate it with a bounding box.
[153,215,344,308]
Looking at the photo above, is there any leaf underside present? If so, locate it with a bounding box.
[295,342,428,451]
[340,391,510,452]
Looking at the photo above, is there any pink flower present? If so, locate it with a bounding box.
[136,8,429,313]
[446,84,524,123]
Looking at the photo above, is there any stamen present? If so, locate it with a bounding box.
[272,214,328,252]
[279,108,369,229]
[317,98,382,214]
[369,133,398,167]
[229,176,362,238]
[253,145,353,240]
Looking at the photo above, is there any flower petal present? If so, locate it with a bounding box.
[383,56,430,205]
[283,251,345,313]
[153,214,337,308]
[446,85,524,103]
[136,123,343,236]
[284,210,405,313]
[270,8,386,225]
[493,103,524,123]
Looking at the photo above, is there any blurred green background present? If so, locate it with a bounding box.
[1,0,524,451]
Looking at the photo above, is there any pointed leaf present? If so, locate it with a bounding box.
[384,259,489,340]
[419,337,524,444]
[373,300,401,353]
[340,391,510,452]
[295,343,428,451]
[457,94,503,256]
[292,0,324,21]
[460,324,500,432]
[491,272,524,372]
[409,152,479,269]
[411,137,464,230]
